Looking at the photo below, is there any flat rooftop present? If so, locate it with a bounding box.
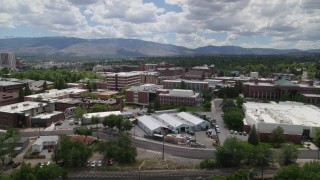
[243,102,320,127]
[0,101,47,113]
[32,111,62,119]
[25,88,87,99]
[0,81,23,86]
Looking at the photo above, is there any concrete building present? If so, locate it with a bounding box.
[243,101,320,143]
[126,84,163,106]
[137,115,167,136]
[183,65,216,80]
[0,52,16,69]
[0,81,24,93]
[106,72,141,90]
[31,111,64,127]
[162,79,209,91]
[0,101,62,128]
[158,89,200,106]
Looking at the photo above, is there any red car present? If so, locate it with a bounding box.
[107,158,114,166]
[48,147,52,152]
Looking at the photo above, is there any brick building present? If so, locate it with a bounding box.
[0,92,19,106]
[106,72,141,90]
[158,89,200,106]
[183,65,216,80]
[162,79,209,91]
[126,84,163,106]
[243,79,320,105]
[0,101,63,128]
[140,71,160,85]
[0,81,24,93]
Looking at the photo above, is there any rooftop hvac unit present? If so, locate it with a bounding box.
[11,106,18,109]
[23,103,29,106]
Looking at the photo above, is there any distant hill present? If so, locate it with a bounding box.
[0,37,317,57]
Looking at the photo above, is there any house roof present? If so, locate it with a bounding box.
[274,79,298,87]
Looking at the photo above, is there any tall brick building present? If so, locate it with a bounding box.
[162,79,209,91]
[0,81,24,93]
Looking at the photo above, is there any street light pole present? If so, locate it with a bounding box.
[162,135,165,160]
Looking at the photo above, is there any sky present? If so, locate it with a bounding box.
[0,0,320,50]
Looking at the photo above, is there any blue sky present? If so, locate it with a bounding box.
[0,0,319,49]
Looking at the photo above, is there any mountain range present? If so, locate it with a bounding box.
[0,37,319,57]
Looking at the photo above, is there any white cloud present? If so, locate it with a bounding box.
[0,0,320,49]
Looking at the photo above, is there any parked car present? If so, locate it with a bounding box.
[215,125,219,129]
[216,128,220,133]
[230,130,234,134]
[243,132,247,136]
[12,162,21,169]
[238,131,243,135]
[234,131,238,135]
[6,160,14,166]
[55,121,63,126]
[47,161,51,166]
[107,158,114,166]
[48,147,52,152]
[97,160,102,167]
[40,162,45,168]
[91,161,96,167]
[69,121,74,125]
[87,161,90,167]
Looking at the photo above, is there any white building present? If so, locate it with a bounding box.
[176,112,210,130]
[106,72,141,90]
[24,88,88,102]
[32,136,59,153]
[157,113,192,133]
[137,115,167,136]
[83,111,122,124]
[243,101,320,140]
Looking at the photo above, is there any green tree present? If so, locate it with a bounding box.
[103,115,117,129]
[248,125,259,145]
[24,84,32,96]
[274,165,300,180]
[236,96,245,108]
[223,109,244,130]
[18,88,24,102]
[277,143,298,166]
[93,82,98,91]
[54,137,92,167]
[178,106,187,112]
[313,128,320,159]
[215,137,245,167]
[42,80,48,93]
[35,164,66,180]
[280,91,290,101]
[91,104,107,112]
[299,160,320,179]
[269,126,285,148]
[11,162,36,180]
[122,119,133,132]
[74,106,86,124]
[86,81,93,92]
[74,128,92,138]
[154,100,161,110]
[115,115,124,132]
[91,116,100,128]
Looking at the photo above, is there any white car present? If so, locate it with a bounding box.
[216,128,220,133]
[47,161,51,166]
[91,161,96,167]
[215,125,219,129]
[97,160,102,167]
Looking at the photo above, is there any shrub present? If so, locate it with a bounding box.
[200,159,217,169]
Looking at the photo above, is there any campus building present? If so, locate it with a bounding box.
[106,72,141,90]
[243,79,320,105]
[243,101,320,143]
[0,52,16,69]
[0,101,63,128]
[125,84,163,106]
[158,89,200,106]
[0,81,24,93]
[162,79,209,91]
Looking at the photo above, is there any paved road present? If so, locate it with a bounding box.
[20,128,320,160]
